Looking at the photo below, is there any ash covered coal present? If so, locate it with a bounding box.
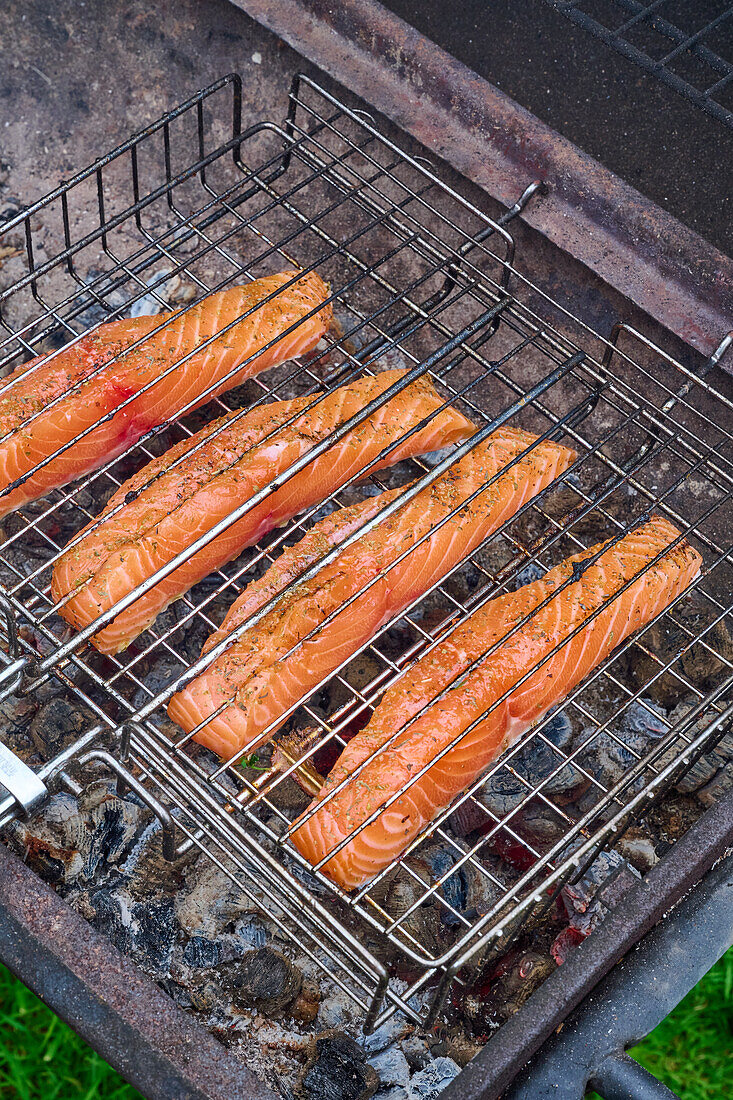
[0,662,726,1100]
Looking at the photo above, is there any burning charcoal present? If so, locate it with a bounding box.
[697,767,733,809]
[299,1032,379,1100]
[28,695,86,757]
[518,738,585,800]
[476,766,528,819]
[175,858,259,937]
[360,1009,412,1055]
[654,701,733,798]
[406,1057,461,1098]
[401,1035,432,1069]
[441,1030,485,1067]
[87,886,178,977]
[83,792,147,878]
[183,936,222,968]
[466,948,556,1024]
[123,820,193,901]
[551,927,586,965]
[514,559,546,586]
[616,830,658,873]
[562,850,640,919]
[232,914,269,950]
[224,947,303,1016]
[514,798,566,847]
[571,730,638,814]
[368,1044,410,1088]
[619,601,733,708]
[8,792,88,884]
[553,850,641,961]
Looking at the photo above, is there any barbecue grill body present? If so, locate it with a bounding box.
[0,3,731,1099]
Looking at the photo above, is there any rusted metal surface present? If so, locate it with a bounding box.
[0,843,277,1100]
[232,0,733,359]
[441,783,733,1100]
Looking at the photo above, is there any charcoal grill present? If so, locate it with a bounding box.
[0,4,732,1099]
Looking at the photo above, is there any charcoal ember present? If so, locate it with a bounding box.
[655,701,733,797]
[82,792,148,878]
[175,857,259,937]
[123,820,193,901]
[87,886,178,976]
[553,850,641,960]
[570,731,638,813]
[232,914,270,950]
[369,843,501,958]
[551,926,586,965]
[616,830,659,873]
[466,949,555,1023]
[8,792,87,884]
[360,1008,412,1055]
[27,695,87,757]
[474,766,528,819]
[223,947,303,1016]
[697,767,733,808]
[440,1030,485,1067]
[562,850,640,921]
[517,731,585,806]
[513,798,566,847]
[0,695,38,751]
[619,602,733,708]
[368,1044,410,1088]
[406,1056,461,1098]
[184,936,222,968]
[401,1035,432,1069]
[299,1032,379,1100]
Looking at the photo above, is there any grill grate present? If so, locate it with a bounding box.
[544,1,733,129]
[0,73,731,1029]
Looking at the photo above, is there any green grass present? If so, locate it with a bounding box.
[1,951,731,1099]
[587,946,733,1099]
[0,964,143,1100]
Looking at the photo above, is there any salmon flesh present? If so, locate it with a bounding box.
[52,371,474,653]
[292,516,701,889]
[168,427,576,759]
[0,271,331,516]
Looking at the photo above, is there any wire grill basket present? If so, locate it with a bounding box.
[0,73,731,1029]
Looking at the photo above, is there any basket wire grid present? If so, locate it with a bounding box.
[544,0,733,128]
[0,73,731,1028]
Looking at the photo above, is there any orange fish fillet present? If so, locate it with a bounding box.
[292,516,701,889]
[167,427,576,759]
[51,371,474,654]
[0,271,330,517]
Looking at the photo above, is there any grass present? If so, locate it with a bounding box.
[587,946,733,1099]
[1,951,731,1099]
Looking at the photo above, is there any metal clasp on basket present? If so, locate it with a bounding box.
[0,740,48,817]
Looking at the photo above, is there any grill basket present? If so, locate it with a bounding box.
[0,73,731,1030]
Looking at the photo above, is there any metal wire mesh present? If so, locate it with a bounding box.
[0,72,731,1028]
[544,1,733,128]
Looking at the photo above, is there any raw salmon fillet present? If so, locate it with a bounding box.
[292,516,701,889]
[168,427,576,759]
[51,371,474,654]
[0,271,331,517]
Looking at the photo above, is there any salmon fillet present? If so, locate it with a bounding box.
[292,516,701,889]
[167,427,576,759]
[0,271,331,516]
[51,371,474,654]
